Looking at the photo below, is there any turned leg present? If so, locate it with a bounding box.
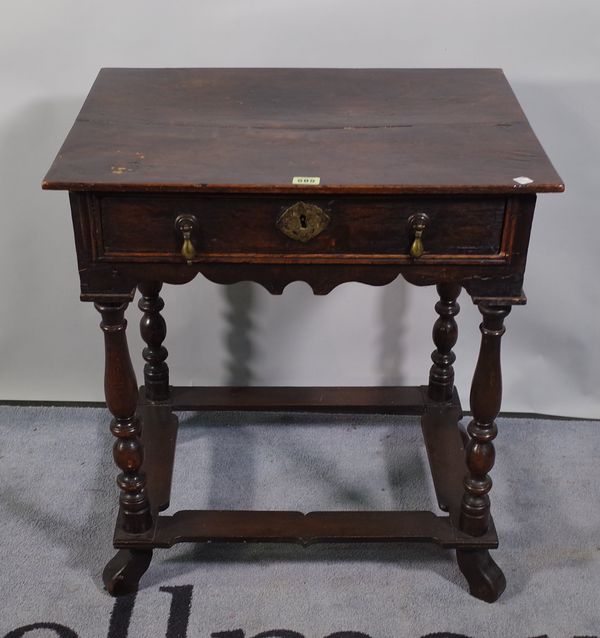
[460,304,510,535]
[457,303,510,603]
[95,302,153,595]
[428,283,461,402]
[138,281,169,401]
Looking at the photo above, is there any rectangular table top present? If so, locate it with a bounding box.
[43,68,563,195]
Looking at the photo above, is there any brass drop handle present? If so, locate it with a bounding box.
[174,214,199,265]
[408,213,430,259]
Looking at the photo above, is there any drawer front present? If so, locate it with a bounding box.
[97,195,506,262]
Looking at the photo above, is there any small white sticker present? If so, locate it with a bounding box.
[513,176,534,186]
[292,176,320,185]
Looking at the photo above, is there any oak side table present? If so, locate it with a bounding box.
[43,68,563,602]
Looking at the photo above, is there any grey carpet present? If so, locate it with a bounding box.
[0,405,598,637]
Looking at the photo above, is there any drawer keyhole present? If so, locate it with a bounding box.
[276,201,331,242]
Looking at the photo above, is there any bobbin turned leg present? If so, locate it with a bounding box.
[457,304,510,603]
[95,302,153,595]
[428,283,461,402]
[138,281,169,401]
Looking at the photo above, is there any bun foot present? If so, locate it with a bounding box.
[103,549,153,597]
[456,549,506,603]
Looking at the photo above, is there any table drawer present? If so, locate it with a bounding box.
[97,195,506,262]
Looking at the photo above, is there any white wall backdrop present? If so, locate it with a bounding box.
[0,1,598,417]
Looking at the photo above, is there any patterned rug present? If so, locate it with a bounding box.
[0,406,598,637]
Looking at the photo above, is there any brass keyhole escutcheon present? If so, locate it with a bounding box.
[174,214,199,265]
[408,212,430,259]
[276,202,330,242]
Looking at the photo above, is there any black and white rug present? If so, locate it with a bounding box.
[0,406,598,637]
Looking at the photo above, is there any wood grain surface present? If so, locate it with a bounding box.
[43,68,563,195]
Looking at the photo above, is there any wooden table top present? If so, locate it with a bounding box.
[43,68,563,195]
